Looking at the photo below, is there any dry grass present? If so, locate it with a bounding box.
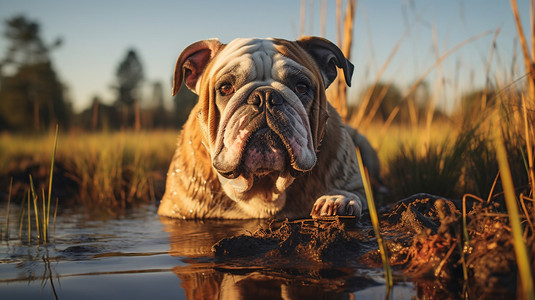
[0,130,177,213]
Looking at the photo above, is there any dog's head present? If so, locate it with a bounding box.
[173,37,353,213]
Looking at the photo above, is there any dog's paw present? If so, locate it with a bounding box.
[310,190,363,218]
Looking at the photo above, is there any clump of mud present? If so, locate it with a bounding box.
[211,217,379,294]
[213,217,370,263]
[213,193,532,298]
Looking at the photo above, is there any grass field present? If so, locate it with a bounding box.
[0,101,530,207]
[0,130,178,213]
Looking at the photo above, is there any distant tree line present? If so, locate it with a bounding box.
[0,15,70,131]
[0,15,497,133]
[0,15,197,132]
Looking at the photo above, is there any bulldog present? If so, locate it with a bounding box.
[158,36,380,220]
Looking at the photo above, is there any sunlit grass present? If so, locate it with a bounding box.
[0,130,178,214]
[60,130,177,210]
[0,133,56,171]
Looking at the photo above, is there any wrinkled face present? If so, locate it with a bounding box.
[198,38,323,203]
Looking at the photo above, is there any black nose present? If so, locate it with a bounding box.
[247,88,284,109]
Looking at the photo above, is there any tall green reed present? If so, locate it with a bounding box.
[2,126,59,245]
[356,148,393,290]
[494,113,534,300]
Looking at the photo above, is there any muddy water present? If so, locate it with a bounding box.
[0,204,417,299]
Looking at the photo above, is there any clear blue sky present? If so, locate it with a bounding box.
[0,0,530,112]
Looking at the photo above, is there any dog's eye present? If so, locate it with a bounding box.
[219,83,235,96]
[295,83,309,94]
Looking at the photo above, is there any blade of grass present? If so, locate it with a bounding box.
[336,0,341,48]
[5,178,12,240]
[336,0,356,121]
[510,0,535,98]
[320,0,326,37]
[460,193,485,291]
[300,0,305,37]
[18,190,27,240]
[481,27,502,111]
[53,198,58,240]
[29,175,40,241]
[47,124,58,242]
[356,148,393,289]
[27,191,31,245]
[41,188,47,243]
[462,194,485,248]
[424,24,442,146]
[522,95,535,196]
[361,83,392,128]
[494,117,535,300]
[531,0,535,63]
[18,205,25,240]
[487,172,500,203]
[435,243,457,278]
[379,106,400,137]
[520,194,535,234]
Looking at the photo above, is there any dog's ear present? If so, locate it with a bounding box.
[297,36,354,88]
[173,39,223,95]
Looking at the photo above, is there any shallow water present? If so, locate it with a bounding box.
[0,203,418,299]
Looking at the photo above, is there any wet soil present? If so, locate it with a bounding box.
[212,193,534,299]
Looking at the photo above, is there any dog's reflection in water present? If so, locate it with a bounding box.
[160,217,374,300]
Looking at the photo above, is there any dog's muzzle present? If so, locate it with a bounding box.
[213,88,295,180]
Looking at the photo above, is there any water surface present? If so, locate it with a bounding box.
[0,203,417,299]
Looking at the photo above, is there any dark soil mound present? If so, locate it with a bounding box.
[213,217,372,263]
[213,193,533,299]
